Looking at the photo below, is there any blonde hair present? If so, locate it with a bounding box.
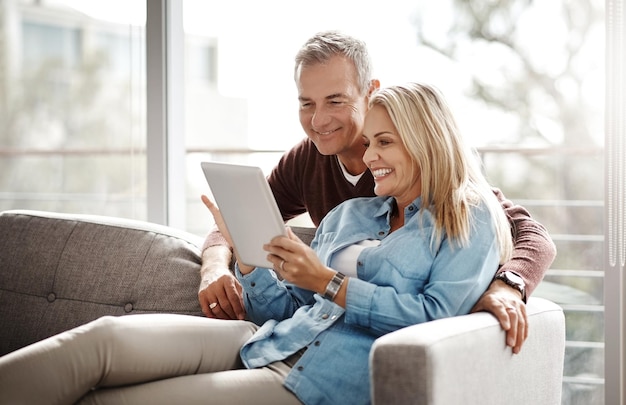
[369,83,513,263]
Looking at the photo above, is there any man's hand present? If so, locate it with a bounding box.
[198,246,246,320]
[198,194,246,320]
[471,279,528,354]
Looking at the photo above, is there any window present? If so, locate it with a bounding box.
[0,0,146,218]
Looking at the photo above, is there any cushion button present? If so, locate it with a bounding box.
[124,303,133,313]
[47,293,56,302]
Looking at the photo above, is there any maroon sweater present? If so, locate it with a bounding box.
[203,138,556,296]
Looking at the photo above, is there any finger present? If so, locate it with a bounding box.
[224,280,246,320]
[211,286,238,320]
[198,289,217,319]
[285,226,303,243]
[486,300,512,331]
[513,305,529,354]
[505,306,519,349]
[200,194,215,210]
[215,278,244,320]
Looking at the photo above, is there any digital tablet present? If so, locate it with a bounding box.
[201,161,286,268]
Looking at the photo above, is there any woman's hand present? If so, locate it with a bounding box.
[264,227,334,293]
[200,194,255,274]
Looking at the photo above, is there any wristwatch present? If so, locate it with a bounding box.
[323,272,346,301]
[495,271,527,303]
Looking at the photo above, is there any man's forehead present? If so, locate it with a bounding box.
[296,63,360,100]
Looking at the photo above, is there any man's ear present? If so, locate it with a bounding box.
[368,79,381,95]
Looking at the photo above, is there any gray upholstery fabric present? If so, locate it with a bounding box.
[0,210,205,356]
[370,297,565,405]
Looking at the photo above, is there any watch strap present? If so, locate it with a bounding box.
[323,272,346,301]
[495,271,527,303]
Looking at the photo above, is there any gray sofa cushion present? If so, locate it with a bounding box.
[0,210,205,356]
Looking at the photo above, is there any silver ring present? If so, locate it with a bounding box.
[209,302,218,310]
[280,259,286,271]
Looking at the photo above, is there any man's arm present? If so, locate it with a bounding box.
[197,224,246,320]
[472,188,557,353]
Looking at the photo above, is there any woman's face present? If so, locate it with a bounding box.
[362,105,421,207]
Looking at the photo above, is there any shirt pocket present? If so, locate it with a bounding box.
[377,232,434,290]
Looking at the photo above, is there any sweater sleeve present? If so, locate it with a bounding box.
[493,188,557,296]
[201,224,230,252]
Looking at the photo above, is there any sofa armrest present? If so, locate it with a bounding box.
[370,297,565,405]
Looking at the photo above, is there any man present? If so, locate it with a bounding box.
[199,31,556,354]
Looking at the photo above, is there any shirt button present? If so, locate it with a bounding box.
[321,314,329,319]
[250,282,256,287]
[331,315,337,320]
[408,206,415,211]
[378,231,385,236]
[297,366,304,371]
[314,341,321,346]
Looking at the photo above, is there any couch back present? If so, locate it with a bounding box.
[0,210,317,356]
[0,210,207,356]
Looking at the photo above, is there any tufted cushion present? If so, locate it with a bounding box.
[0,210,205,356]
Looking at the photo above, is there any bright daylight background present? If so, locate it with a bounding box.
[50,0,604,151]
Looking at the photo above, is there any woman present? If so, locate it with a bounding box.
[0,83,512,405]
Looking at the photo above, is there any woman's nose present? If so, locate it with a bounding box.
[363,146,376,165]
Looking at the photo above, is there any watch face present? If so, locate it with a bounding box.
[504,271,524,286]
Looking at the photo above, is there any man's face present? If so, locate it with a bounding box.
[295,55,369,157]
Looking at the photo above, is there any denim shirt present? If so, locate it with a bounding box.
[236,195,499,405]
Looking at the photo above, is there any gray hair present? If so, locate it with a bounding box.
[294,30,373,96]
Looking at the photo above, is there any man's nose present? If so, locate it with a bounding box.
[311,106,332,130]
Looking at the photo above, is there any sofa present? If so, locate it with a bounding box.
[0,209,566,404]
